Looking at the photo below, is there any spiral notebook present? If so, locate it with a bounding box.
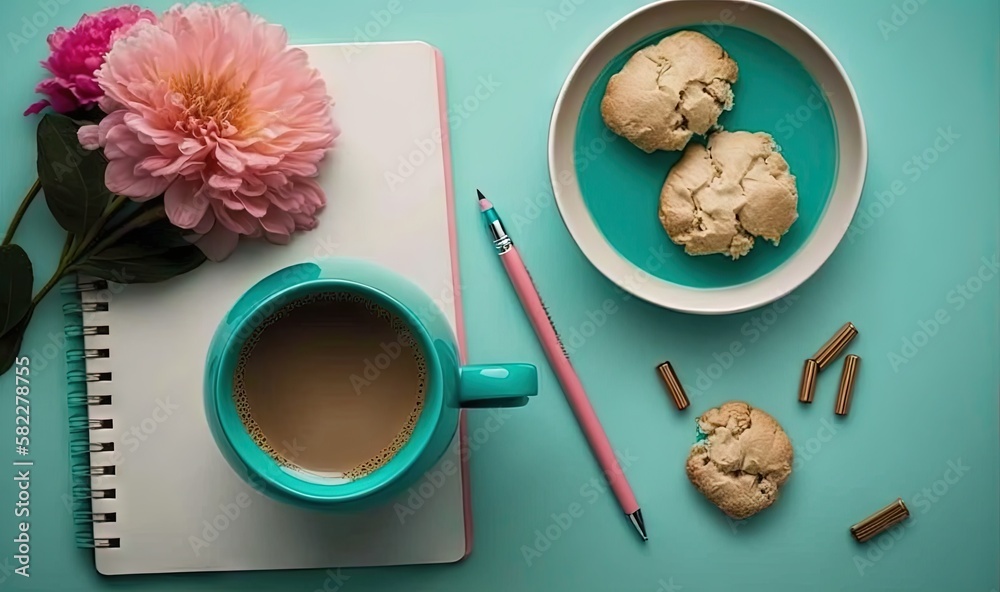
[62,41,472,575]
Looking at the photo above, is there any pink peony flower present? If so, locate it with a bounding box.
[25,5,156,116]
[78,3,338,260]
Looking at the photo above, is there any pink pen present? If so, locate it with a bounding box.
[478,190,646,542]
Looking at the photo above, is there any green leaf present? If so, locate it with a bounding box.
[0,306,33,375]
[88,200,190,253]
[75,200,207,284]
[0,245,34,337]
[37,114,112,235]
[112,207,196,251]
[75,246,207,284]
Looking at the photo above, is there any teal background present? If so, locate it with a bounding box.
[0,0,997,591]
[576,24,838,287]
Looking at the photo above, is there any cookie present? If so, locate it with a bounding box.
[658,130,798,260]
[685,401,793,519]
[600,30,738,153]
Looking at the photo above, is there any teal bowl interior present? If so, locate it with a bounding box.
[575,24,838,289]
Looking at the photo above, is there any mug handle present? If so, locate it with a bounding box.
[458,364,538,408]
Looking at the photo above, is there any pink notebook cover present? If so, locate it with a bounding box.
[434,47,475,559]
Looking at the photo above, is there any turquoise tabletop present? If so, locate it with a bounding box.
[1,0,997,591]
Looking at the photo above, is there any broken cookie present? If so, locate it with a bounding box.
[659,130,798,259]
[600,30,738,153]
[686,401,793,519]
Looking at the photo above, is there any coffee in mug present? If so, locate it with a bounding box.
[233,292,426,481]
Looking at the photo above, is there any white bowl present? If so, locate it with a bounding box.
[548,0,866,314]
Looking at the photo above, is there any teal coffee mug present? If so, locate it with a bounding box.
[204,259,537,511]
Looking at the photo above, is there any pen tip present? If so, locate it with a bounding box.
[628,510,648,542]
[477,190,493,212]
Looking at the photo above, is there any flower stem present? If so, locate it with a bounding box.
[61,233,75,260]
[68,195,128,262]
[30,200,164,309]
[31,271,64,307]
[2,179,41,246]
[83,203,166,260]
[31,233,75,307]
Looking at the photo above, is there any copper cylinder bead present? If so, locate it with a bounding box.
[835,355,861,415]
[814,322,858,370]
[850,498,910,543]
[656,361,690,411]
[798,359,819,403]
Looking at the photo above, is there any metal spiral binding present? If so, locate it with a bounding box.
[66,348,110,362]
[64,278,119,549]
[72,485,116,499]
[70,441,114,454]
[74,465,116,476]
[60,279,109,294]
[65,325,110,337]
[62,302,109,314]
[68,417,114,431]
[83,512,117,523]
[66,370,113,383]
[68,393,112,406]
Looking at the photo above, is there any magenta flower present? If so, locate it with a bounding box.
[24,5,156,116]
[77,3,338,260]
